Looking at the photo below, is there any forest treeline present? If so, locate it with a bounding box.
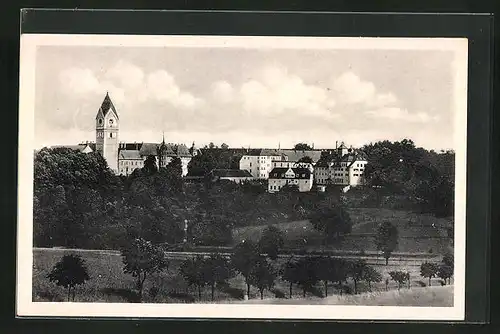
[33,139,454,250]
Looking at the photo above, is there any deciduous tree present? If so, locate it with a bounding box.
[309,204,352,244]
[346,259,367,294]
[202,253,234,301]
[248,257,277,300]
[375,221,399,265]
[362,266,382,291]
[47,254,90,302]
[294,143,313,150]
[292,257,319,298]
[231,241,261,298]
[180,256,207,300]
[258,225,285,260]
[388,270,408,291]
[438,264,453,285]
[420,262,440,286]
[121,238,169,301]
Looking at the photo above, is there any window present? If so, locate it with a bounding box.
[109,133,113,138]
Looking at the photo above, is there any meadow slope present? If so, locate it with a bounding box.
[232,208,452,254]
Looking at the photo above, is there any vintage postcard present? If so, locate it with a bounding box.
[17,34,467,320]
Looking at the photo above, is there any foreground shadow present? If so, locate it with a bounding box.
[101,287,141,303]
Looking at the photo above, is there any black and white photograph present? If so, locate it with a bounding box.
[17,34,467,320]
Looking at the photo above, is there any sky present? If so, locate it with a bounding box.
[34,43,459,151]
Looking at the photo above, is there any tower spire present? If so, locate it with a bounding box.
[162,131,165,144]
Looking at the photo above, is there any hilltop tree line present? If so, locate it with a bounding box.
[362,139,454,219]
[33,139,454,250]
[33,148,351,250]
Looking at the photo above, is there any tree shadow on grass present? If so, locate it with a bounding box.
[217,282,245,300]
[271,288,287,299]
[306,285,325,298]
[34,290,64,302]
[101,287,141,303]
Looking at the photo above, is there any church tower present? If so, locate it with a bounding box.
[157,132,168,168]
[95,93,119,173]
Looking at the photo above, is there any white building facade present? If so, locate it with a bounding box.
[268,167,314,193]
[314,144,368,187]
[239,149,284,179]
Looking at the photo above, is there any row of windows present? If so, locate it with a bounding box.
[120,160,142,166]
[271,173,308,178]
[96,132,116,138]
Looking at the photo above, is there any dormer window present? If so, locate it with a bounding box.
[109,119,114,126]
[98,119,103,125]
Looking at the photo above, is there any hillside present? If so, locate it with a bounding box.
[232,207,453,254]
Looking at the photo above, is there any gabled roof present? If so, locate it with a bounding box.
[119,150,142,160]
[279,149,322,163]
[269,167,312,179]
[96,93,119,120]
[50,144,94,153]
[241,148,282,156]
[210,169,253,178]
[134,142,193,157]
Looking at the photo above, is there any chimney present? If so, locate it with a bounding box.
[335,141,338,149]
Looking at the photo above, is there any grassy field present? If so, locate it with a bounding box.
[228,285,453,306]
[232,208,452,254]
[33,247,452,304]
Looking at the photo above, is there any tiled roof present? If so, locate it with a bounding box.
[134,142,193,157]
[279,149,322,163]
[269,167,312,179]
[241,148,282,156]
[210,169,253,178]
[119,150,142,160]
[50,144,93,152]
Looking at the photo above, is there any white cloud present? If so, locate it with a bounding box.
[211,80,234,103]
[331,71,398,108]
[365,107,439,123]
[104,60,144,90]
[59,67,101,95]
[366,92,398,108]
[332,71,376,105]
[145,70,203,109]
[59,62,202,110]
[220,65,338,119]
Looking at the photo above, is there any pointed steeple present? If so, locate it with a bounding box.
[97,92,118,119]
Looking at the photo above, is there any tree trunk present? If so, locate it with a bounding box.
[303,287,306,298]
[289,282,293,298]
[429,277,431,286]
[260,289,264,300]
[324,281,328,297]
[138,273,146,302]
[368,281,371,292]
[211,284,215,301]
[72,286,76,301]
[67,286,71,302]
[247,283,251,299]
[353,280,357,294]
[198,286,202,299]
[385,257,389,266]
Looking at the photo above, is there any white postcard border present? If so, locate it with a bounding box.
[17,34,468,320]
